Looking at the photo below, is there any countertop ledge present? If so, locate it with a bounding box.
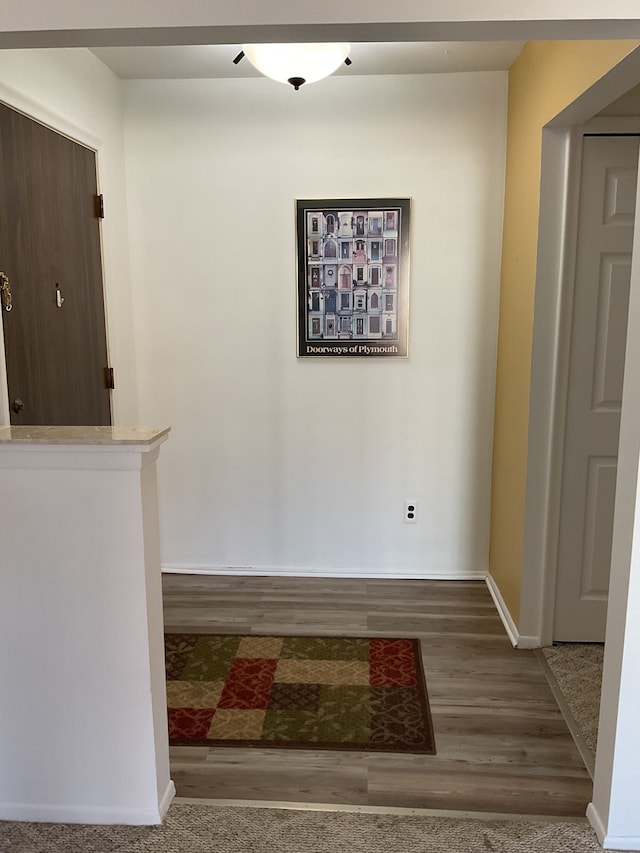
[0,426,171,445]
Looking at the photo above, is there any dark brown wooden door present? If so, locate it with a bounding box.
[0,104,111,425]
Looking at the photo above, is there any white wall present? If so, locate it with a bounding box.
[124,72,507,578]
[0,48,138,424]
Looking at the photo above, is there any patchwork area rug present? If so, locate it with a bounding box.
[165,633,436,754]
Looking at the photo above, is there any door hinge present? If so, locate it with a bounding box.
[94,194,105,219]
[104,367,115,390]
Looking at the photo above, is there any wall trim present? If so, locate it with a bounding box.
[601,834,640,851]
[586,801,640,851]
[0,80,103,151]
[485,574,541,648]
[0,800,166,826]
[519,124,574,648]
[159,781,176,821]
[512,634,541,650]
[485,575,518,646]
[162,564,488,581]
[0,783,174,826]
[587,802,607,847]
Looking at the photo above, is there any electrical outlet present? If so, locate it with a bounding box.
[404,501,417,523]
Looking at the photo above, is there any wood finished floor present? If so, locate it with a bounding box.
[162,576,592,816]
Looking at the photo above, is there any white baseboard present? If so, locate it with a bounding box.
[588,802,640,851]
[587,802,606,846]
[0,800,166,825]
[515,634,542,649]
[602,834,640,849]
[159,780,176,821]
[485,575,541,648]
[162,564,487,581]
[485,575,518,646]
[0,782,175,826]
[601,835,640,850]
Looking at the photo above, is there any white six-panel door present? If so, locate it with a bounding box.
[554,134,639,642]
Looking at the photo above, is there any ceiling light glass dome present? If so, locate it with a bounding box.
[242,43,351,90]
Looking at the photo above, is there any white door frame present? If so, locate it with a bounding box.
[552,130,639,642]
[521,116,640,648]
[520,49,640,648]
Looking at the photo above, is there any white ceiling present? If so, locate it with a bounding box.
[91,41,524,80]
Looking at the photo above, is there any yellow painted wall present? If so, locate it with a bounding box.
[489,40,640,623]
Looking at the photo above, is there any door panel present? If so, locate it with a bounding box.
[581,457,617,597]
[554,135,639,641]
[591,255,631,410]
[0,104,111,425]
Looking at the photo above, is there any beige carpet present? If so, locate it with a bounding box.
[542,643,604,757]
[0,803,607,853]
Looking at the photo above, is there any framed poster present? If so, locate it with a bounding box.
[296,198,410,358]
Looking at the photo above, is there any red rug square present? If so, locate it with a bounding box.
[168,707,215,740]
[217,657,278,710]
[369,639,419,686]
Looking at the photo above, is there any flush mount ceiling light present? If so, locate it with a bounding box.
[233,43,352,90]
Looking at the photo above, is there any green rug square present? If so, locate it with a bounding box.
[262,707,371,745]
[262,709,322,742]
[316,685,371,742]
[281,636,370,661]
[181,636,241,681]
[315,715,371,744]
